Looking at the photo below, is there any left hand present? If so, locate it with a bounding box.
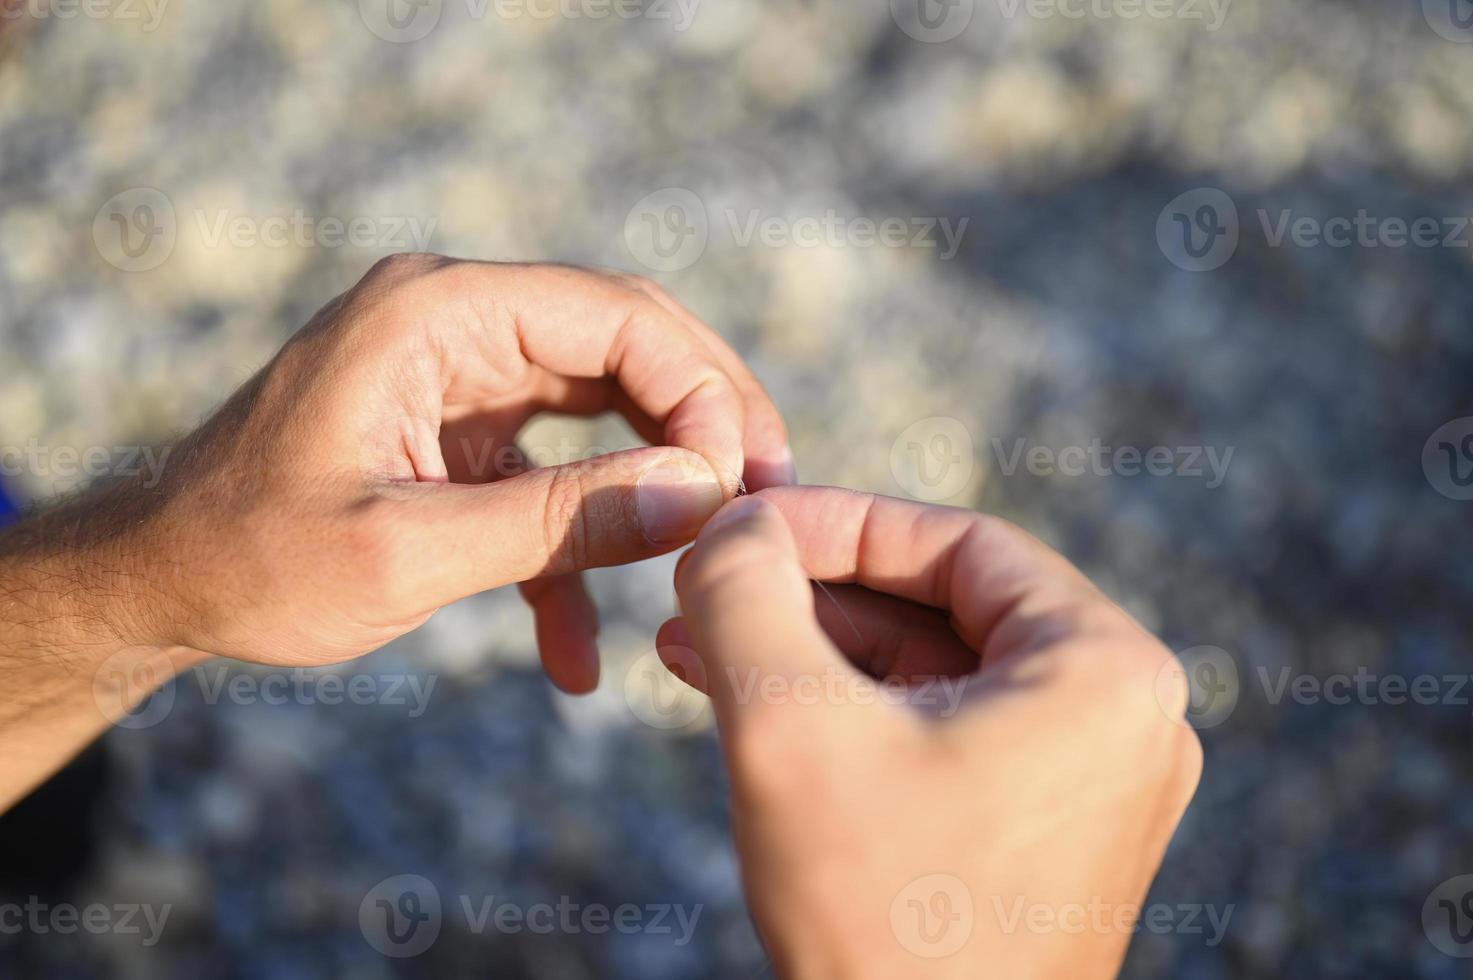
[78,255,793,691]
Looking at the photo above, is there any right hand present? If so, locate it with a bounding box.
[657,487,1202,979]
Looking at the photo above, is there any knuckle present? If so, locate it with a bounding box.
[365,251,444,284]
[611,271,660,296]
[342,253,455,331]
[1111,642,1187,733]
[1048,632,1180,737]
[540,466,592,571]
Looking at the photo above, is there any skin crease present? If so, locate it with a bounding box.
[658,489,1202,979]
[0,258,1200,977]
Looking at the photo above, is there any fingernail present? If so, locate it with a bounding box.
[701,495,765,535]
[637,457,723,543]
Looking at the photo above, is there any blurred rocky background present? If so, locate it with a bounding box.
[1,0,1472,976]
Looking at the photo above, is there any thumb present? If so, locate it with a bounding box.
[401,446,725,603]
[671,495,872,733]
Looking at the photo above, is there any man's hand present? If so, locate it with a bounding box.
[658,488,1202,979]
[0,256,791,808]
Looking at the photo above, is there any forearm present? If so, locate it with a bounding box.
[0,487,203,812]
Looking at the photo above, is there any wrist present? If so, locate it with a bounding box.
[0,484,177,656]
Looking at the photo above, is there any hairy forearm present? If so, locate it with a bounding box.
[0,487,204,812]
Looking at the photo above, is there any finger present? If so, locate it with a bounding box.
[398,446,723,603]
[673,496,881,735]
[525,374,670,449]
[434,430,604,692]
[655,617,703,689]
[616,275,795,490]
[521,574,600,695]
[659,584,978,687]
[808,584,979,680]
[413,262,751,495]
[753,486,1139,664]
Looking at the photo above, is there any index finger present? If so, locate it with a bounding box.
[401,260,755,494]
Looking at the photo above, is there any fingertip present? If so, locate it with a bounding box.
[528,578,602,695]
[695,494,778,542]
[636,450,725,544]
[539,630,601,695]
[743,446,798,492]
[655,623,709,695]
[656,616,692,651]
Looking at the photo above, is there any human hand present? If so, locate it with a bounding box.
[657,488,1202,979]
[88,256,792,690]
